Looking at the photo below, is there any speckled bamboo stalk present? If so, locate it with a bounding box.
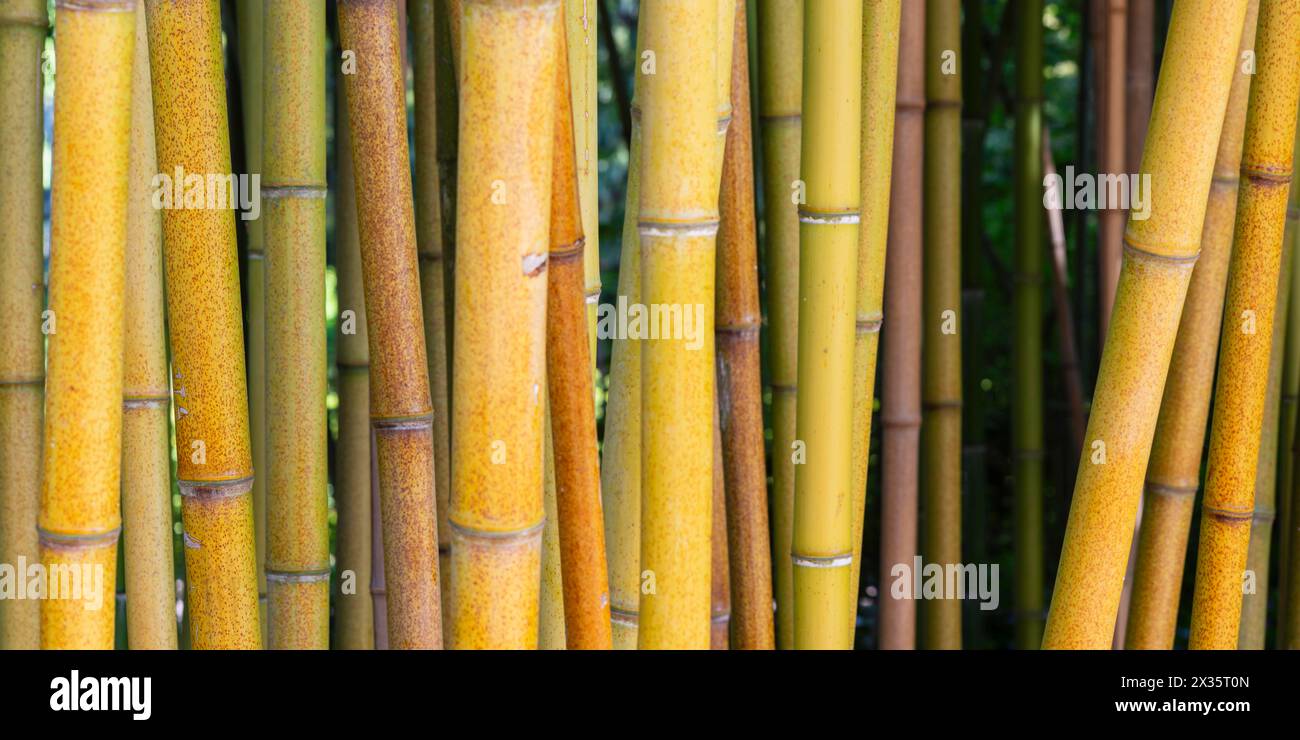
[1189,0,1300,650]
[566,0,601,366]
[880,0,923,651]
[1277,110,1300,646]
[338,0,442,650]
[145,0,261,650]
[756,0,802,649]
[710,400,730,649]
[546,22,612,649]
[122,2,175,650]
[636,0,718,650]
[261,0,329,649]
[448,0,558,649]
[790,0,861,651]
[39,0,133,650]
[0,0,46,651]
[1125,1,1258,650]
[235,0,268,637]
[715,0,772,651]
[920,0,961,650]
[333,87,374,650]
[1042,0,1251,649]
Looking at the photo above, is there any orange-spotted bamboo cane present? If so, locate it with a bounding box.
[40,0,133,649]
[0,0,46,650]
[1188,0,1300,650]
[338,0,442,649]
[448,0,558,649]
[1042,0,1251,649]
[1125,0,1259,650]
[146,0,261,649]
[122,2,176,649]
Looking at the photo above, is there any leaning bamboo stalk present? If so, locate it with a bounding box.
[546,21,612,650]
[333,88,374,650]
[0,0,46,650]
[1278,110,1300,644]
[879,0,923,651]
[791,0,862,651]
[146,0,261,650]
[262,0,329,650]
[1042,131,1088,456]
[235,0,268,637]
[122,2,176,650]
[921,0,961,650]
[1189,0,1300,650]
[338,0,442,649]
[1098,0,1126,342]
[1125,1,1258,650]
[637,0,718,650]
[448,0,558,649]
[565,0,601,366]
[1042,0,1251,649]
[715,0,773,650]
[40,0,134,649]
[756,0,803,650]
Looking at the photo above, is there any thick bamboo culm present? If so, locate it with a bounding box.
[39,0,134,649]
[0,0,46,650]
[756,0,803,651]
[122,2,176,650]
[1098,0,1126,342]
[146,0,262,649]
[715,0,774,650]
[333,88,374,650]
[338,0,442,649]
[1279,113,1300,646]
[566,0,601,366]
[261,0,329,649]
[1189,0,1300,650]
[921,0,961,650]
[1042,0,1250,649]
[1125,1,1258,650]
[546,19,612,650]
[235,0,268,637]
[791,0,862,651]
[636,0,718,650]
[879,0,923,652]
[410,0,453,640]
[448,0,558,649]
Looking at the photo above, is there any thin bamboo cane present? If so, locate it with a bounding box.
[756,0,802,651]
[710,401,730,649]
[40,0,133,649]
[790,0,861,651]
[261,0,329,650]
[146,0,261,650]
[1043,0,1251,649]
[539,411,565,648]
[1042,131,1088,457]
[369,440,388,647]
[448,0,558,649]
[566,0,601,368]
[333,88,374,650]
[880,0,923,651]
[122,2,175,650]
[1126,1,1258,650]
[636,0,718,650]
[546,21,612,649]
[715,0,773,650]
[1098,0,1126,342]
[920,0,961,650]
[338,0,442,649]
[0,0,45,651]
[1126,0,1154,177]
[234,0,268,639]
[1278,107,1300,645]
[1189,0,1300,650]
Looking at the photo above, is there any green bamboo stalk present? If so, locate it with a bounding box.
[0,0,46,651]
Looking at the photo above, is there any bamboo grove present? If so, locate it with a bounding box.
[5,0,1300,651]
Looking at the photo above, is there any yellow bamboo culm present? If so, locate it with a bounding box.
[448,0,559,649]
[1125,0,1259,650]
[122,2,176,650]
[39,0,134,650]
[847,0,901,645]
[636,0,718,650]
[261,0,329,649]
[146,0,262,649]
[1189,0,1300,650]
[0,0,46,650]
[565,0,601,368]
[1042,0,1249,649]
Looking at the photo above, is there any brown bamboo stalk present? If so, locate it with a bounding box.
[1041,130,1088,456]
[1098,0,1127,343]
[710,401,730,649]
[1125,0,1154,177]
